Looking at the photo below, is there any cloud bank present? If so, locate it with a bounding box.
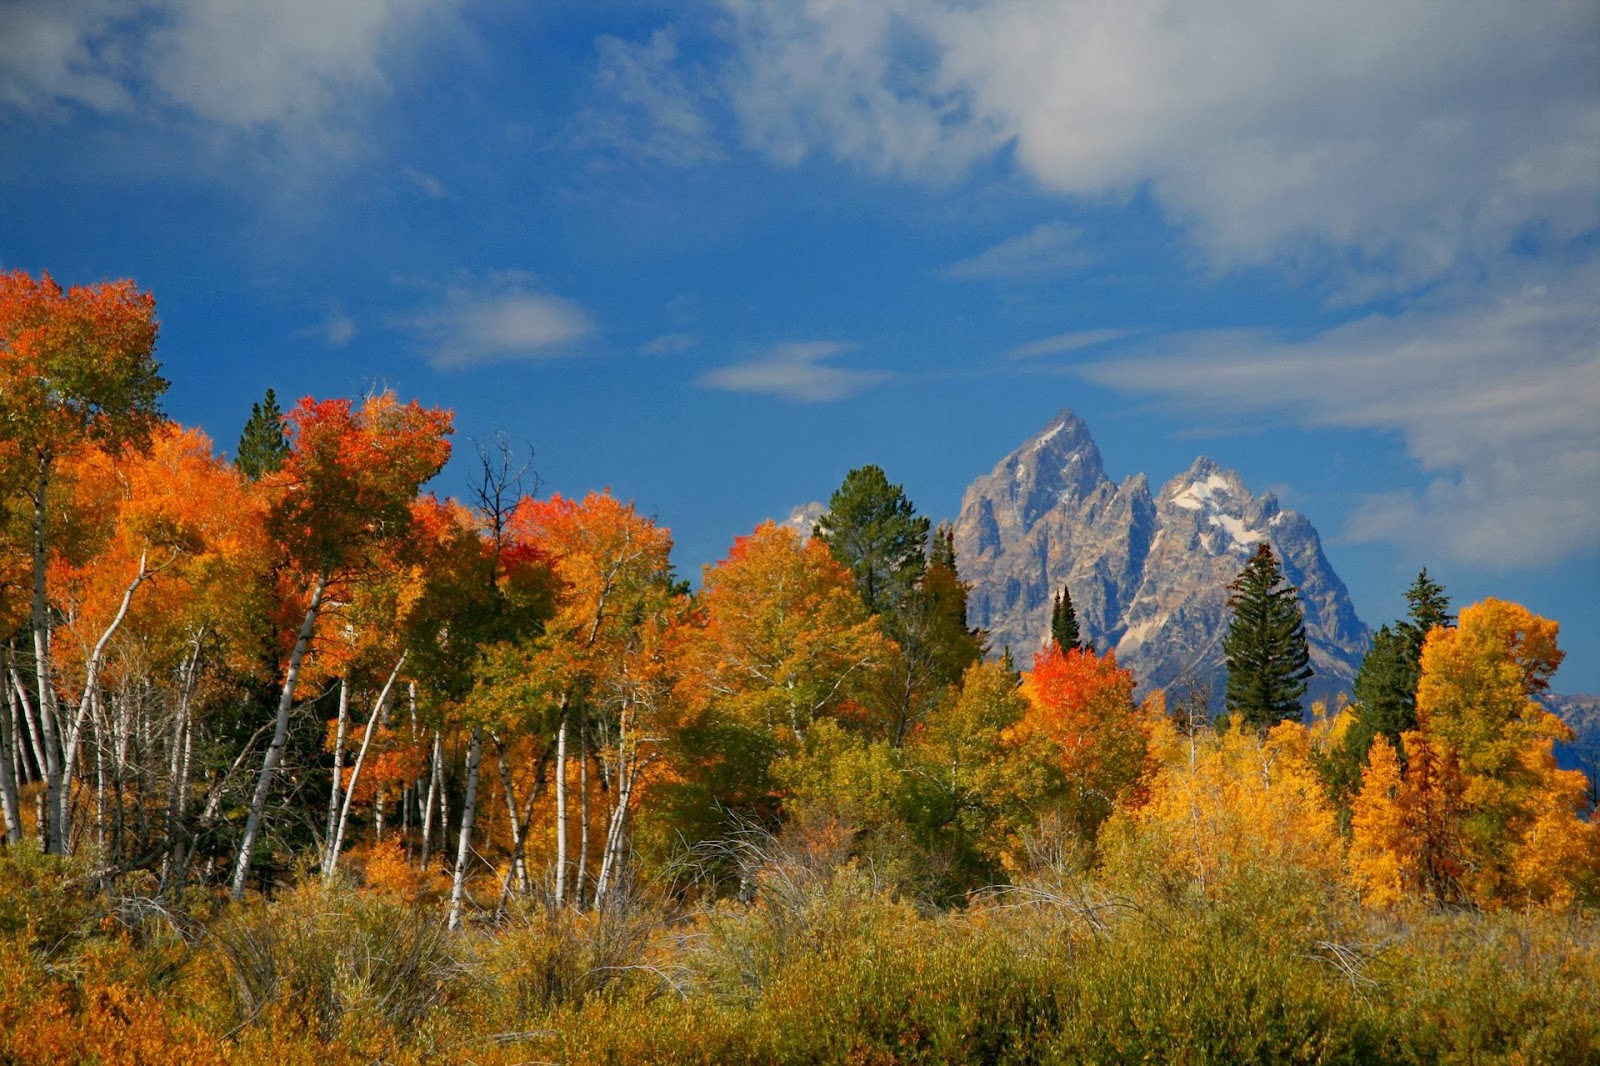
[1075,263,1600,567]
[716,0,1599,292]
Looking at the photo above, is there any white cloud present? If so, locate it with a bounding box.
[716,0,1600,293]
[579,30,723,166]
[403,166,448,199]
[0,0,458,132]
[1074,262,1600,567]
[641,333,698,356]
[406,277,595,369]
[1009,328,1133,359]
[945,221,1090,279]
[323,313,357,347]
[699,341,890,402]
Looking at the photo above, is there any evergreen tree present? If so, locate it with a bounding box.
[1050,583,1082,652]
[1398,567,1453,661]
[236,388,290,480]
[815,464,930,617]
[1223,543,1313,732]
[1325,569,1453,802]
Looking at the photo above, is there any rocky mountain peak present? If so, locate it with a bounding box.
[954,413,1369,708]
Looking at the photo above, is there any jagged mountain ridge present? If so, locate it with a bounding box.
[952,410,1370,702]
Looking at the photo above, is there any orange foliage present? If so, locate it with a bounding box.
[675,520,889,746]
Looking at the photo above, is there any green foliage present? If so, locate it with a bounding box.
[814,463,929,617]
[235,388,290,480]
[1050,582,1081,652]
[1325,570,1453,807]
[1224,543,1314,732]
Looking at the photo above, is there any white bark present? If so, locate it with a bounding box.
[448,725,483,930]
[553,705,569,905]
[231,570,329,901]
[321,678,349,870]
[420,730,442,868]
[324,654,405,876]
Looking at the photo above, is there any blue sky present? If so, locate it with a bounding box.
[2,0,1597,691]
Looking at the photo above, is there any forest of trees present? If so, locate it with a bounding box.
[2,270,1597,1063]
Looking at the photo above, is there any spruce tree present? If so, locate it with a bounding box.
[1223,543,1313,732]
[814,464,929,617]
[1050,583,1082,652]
[1326,569,1453,798]
[236,388,290,480]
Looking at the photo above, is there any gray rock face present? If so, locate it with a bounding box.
[953,410,1370,705]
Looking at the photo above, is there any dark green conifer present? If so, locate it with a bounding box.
[1223,543,1313,733]
[815,464,929,617]
[1050,583,1082,652]
[236,388,290,480]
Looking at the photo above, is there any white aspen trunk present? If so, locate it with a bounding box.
[577,710,590,909]
[8,664,47,784]
[232,570,329,901]
[321,678,349,870]
[326,654,405,876]
[31,458,66,853]
[59,552,151,850]
[93,707,106,857]
[419,730,442,868]
[492,737,529,895]
[0,679,20,844]
[448,726,483,931]
[553,705,569,906]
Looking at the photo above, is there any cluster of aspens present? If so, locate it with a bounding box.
[0,269,1594,928]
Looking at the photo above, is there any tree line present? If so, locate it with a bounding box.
[1,269,1594,925]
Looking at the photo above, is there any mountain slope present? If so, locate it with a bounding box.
[953,410,1369,703]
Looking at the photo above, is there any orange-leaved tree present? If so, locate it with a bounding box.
[1002,644,1152,854]
[231,391,451,900]
[0,269,164,853]
[508,490,677,909]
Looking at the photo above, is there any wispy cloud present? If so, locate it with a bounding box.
[1075,262,1600,567]
[1009,328,1133,360]
[577,29,723,167]
[293,311,357,348]
[403,166,448,199]
[699,341,890,403]
[0,0,463,158]
[945,222,1090,280]
[405,275,595,369]
[717,0,1600,295]
[641,333,697,356]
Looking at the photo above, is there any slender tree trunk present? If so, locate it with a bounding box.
[0,678,20,844]
[577,713,591,909]
[325,654,405,876]
[492,736,530,896]
[420,730,442,868]
[8,664,44,784]
[59,552,151,851]
[322,678,349,868]
[32,457,66,853]
[495,746,551,917]
[448,726,483,930]
[232,570,330,901]
[553,702,569,906]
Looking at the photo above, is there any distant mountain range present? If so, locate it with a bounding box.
[950,410,1370,706]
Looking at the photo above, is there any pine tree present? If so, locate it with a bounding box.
[1326,569,1453,799]
[814,464,929,617]
[236,388,290,480]
[1050,583,1081,652]
[1223,543,1313,733]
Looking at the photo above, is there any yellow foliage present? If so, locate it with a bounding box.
[1119,720,1344,895]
